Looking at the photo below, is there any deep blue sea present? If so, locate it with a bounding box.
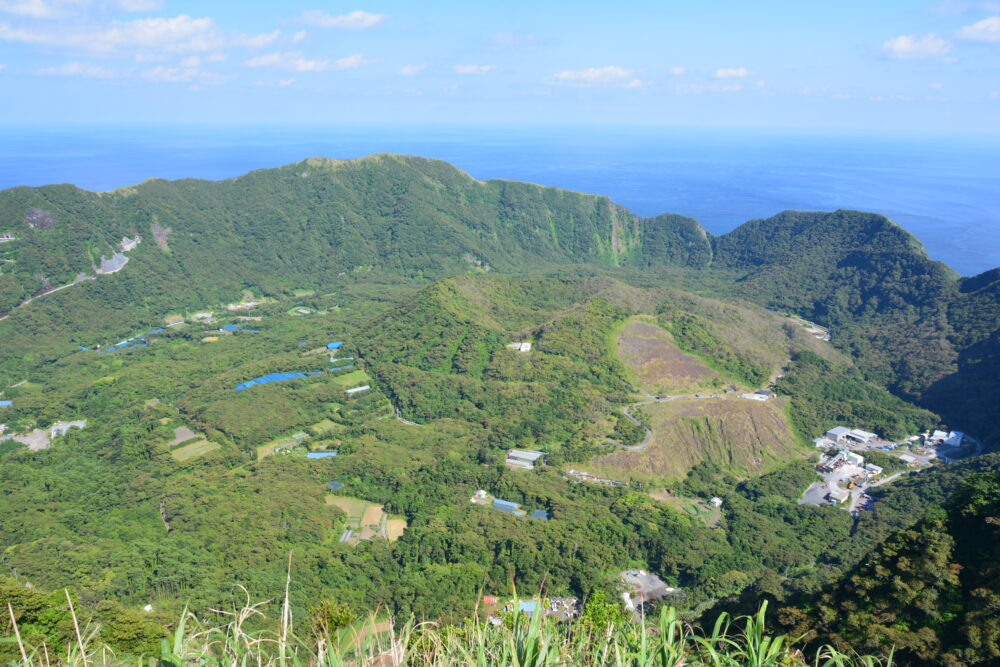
[2,124,998,276]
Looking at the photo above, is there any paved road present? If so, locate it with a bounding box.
[618,392,727,451]
[0,275,95,321]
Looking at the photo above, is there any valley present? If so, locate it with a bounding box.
[0,156,997,666]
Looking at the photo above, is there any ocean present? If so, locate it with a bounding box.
[2,124,998,276]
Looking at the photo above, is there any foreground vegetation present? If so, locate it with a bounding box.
[2,592,893,667]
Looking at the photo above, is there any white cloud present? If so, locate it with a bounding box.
[666,65,685,75]
[989,90,1000,98]
[39,60,116,77]
[399,63,425,75]
[0,14,225,53]
[244,50,368,72]
[0,0,84,19]
[298,9,386,29]
[454,63,494,75]
[881,33,951,58]
[143,64,199,82]
[237,29,280,48]
[958,15,1000,41]
[931,81,944,89]
[291,29,306,43]
[551,65,641,87]
[115,0,163,11]
[713,67,750,78]
[0,63,5,70]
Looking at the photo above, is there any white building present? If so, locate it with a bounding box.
[899,453,918,466]
[709,497,723,507]
[739,393,768,401]
[845,429,878,444]
[930,430,948,442]
[345,385,370,395]
[864,463,883,477]
[825,426,851,442]
[506,341,532,353]
[944,431,964,446]
[845,451,864,465]
[506,449,546,470]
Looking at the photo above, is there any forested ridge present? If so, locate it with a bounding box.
[1,155,998,665]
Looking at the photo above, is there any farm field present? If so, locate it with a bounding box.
[594,396,803,481]
[171,440,220,461]
[167,426,201,447]
[616,317,719,394]
[328,369,369,388]
[326,495,407,544]
[256,434,302,461]
[648,490,721,528]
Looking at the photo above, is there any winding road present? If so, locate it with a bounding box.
[617,392,727,451]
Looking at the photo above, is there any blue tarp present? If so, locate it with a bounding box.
[328,481,344,490]
[0,401,12,407]
[330,365,355,372]
[306,452,338,459]
[243,328,260,333]
[530,509,551,520]
[78,346,89,351]
[327,341,344,350]
[518,601,537,613]
[147,328,166,335]
[222,324,240,332]
[235,372,309,391]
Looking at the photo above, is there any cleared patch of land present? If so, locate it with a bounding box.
[308,419,343,436]
[167,426,201,447]
[386,518,407,541]
[593,396,802,481]
[256,434,301,461]
[326,495,407,544]
[326,495,370,525]
[12,429,50,451]
[328,369,369,388]
[171,440,220,461]
[649,490,721,527]
[617,317,719,394]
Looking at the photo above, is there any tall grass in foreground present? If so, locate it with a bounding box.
[5,595,892,667]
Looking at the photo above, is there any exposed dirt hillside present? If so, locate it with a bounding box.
[593,396,803,481]
[616,316,720,393]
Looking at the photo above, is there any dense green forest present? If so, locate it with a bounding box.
[1,155,998,665]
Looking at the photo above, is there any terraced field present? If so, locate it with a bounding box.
[171,440,221,461]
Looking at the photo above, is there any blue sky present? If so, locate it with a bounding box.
[1,0,999,130]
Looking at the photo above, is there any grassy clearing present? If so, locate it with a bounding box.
[328,369,369,388]
[386,518,407,541]
[170,440,220,461]
[256,435,299,461]
[308,418,343,436]
[326,495,372,528]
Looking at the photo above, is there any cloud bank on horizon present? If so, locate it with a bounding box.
[0,0,998,130]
